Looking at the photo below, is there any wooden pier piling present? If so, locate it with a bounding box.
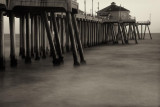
[72,14,86,64]
[51,12,64,63]
[9,12,17,67]
[25,12,32,63]
[42,11,61,65]
[66,12,80,66]
[0,11,5,70]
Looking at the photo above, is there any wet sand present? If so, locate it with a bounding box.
[0,34,160,107]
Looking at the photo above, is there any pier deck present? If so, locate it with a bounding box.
[0,34,160,107]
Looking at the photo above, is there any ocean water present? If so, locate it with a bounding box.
[0,33,160,107]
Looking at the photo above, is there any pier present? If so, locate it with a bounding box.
[0,1,152,70]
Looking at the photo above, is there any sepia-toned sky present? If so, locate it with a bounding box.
[3,0,160,33]
[77,0,160,33]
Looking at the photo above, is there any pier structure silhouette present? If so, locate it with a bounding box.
[0,0,152,70]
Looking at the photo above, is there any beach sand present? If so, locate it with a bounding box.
[0,34,160,107]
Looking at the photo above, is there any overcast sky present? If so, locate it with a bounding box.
[77,0,160,33]
[4,0,160,33]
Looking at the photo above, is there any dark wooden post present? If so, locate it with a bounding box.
[61,14,65,53]
[147,25,152,39]
[41,19,46,58]
[42,11,61,65]
[141,25,143,39]
[105,23,109,44]
[118,23,124,44]
[21,15,26,59]
[19,16,23,56]
[87,20,90,47]
[83,19,87,47]
[72,14,86,64]
[66,12,80,66]
[0,11,5,70]
[65,18,70,52]
[34,15,40,60]
[9,12,17,67]
[102,23,105,44]
[121,23,128,44]
[81,19,84,47]
[25,12,31,63]
[39,17,42,56]
[135,24,140,39]
[51,12,63,63]
[132,23,138,44]
[143,25,147,39]
[90,21,93,46]
[31,15,35,57]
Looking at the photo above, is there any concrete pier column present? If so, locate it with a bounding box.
[88,21,91,46]
[42,11,60,65]
[102,23,105,44]
[87,20,90,47]
[147,25,152,39]
[84,20,87,47]
[110,24,115,44]
[41,19,46,58]
[34,15,40,60]
[97,22,100,45]
[128,24,131,40]
[106,24,109,43]
[121,23,128,44]
[93,21,95,46]
[25,12,31,63]
[94,21,96,45]
[79,19,82,46]
[65,19,70,52]
[0,11,5,70]
[21,15,26,58]
[118,23,124,44]
[51,12,63,63]
[19,16,23,56]
[91,21,93,46]
[143,25,147,39]
[9,12,17,67]
[39,17,42,56]
[141,25,143,39]
[31,15,34,57]
[72,14,86,64]
[61,15,65,54]
[135,25,140,39]
[132,24,138,44]
[66,12,80,66]
[81,19,84,47]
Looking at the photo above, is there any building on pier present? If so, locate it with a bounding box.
[97,2,131,20]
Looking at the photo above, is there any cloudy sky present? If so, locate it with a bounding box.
[3,0,160,33]
[77,0,160,33]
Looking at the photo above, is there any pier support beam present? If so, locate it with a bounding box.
[25,12,31,63]
[41,20,46,58]
[51,12,64,63]
[147,25,152,39]
[135,25,140,39]
[31,15,35,57]
[66,12,80,66]
[0,11,5,70]
[133,24,138,44]
[72,14,86,64]
[21,15,26,58]
[9,12,17,67]
[42,11,60,65]
[19,16,23,56]
[34,15,40,60]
